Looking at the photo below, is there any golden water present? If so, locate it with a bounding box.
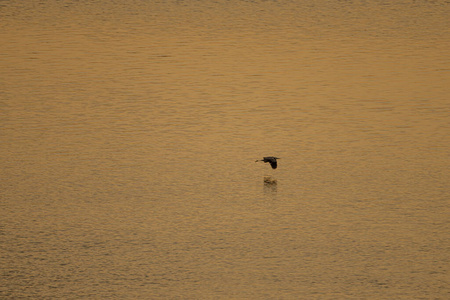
[1,0,449,298]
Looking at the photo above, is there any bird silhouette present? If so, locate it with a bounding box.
[255,156,280,169]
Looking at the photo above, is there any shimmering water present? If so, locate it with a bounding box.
[1,0,449,298]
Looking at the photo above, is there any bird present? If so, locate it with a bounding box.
[255,156,280,169]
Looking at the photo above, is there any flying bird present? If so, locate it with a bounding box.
[255,156,280,169]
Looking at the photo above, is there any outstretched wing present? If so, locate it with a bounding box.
[269,160,277,169]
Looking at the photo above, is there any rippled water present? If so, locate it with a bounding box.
[1,0,449,298]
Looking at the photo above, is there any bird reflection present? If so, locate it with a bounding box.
[264,175,277,184]
[263,176,278,194]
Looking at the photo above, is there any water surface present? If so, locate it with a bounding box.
[1,0,449,298]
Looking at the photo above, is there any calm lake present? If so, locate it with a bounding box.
[1,0,449,298]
